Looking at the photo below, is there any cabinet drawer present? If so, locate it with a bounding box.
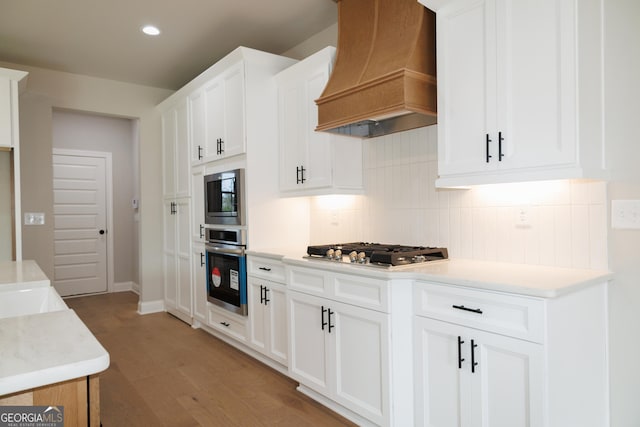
[247,256,286,282]
[208,306,247,342]
[288,266,328,296]
[332,273,390,313]
[414,281,545,343]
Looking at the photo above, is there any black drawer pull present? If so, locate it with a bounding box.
[452,304,483,315]
[259,267,272,272]
[220,321,230,327]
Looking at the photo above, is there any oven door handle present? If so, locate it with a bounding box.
[205,245,245,256]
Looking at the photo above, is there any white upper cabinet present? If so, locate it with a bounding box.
[162,99,190,199]
[420,0,606,186]
[190,62,246,164]
[276,47,363,195]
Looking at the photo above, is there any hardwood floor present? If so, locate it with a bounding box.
[65,292,356,427]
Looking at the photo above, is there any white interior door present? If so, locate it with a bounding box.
[52,152,109,296]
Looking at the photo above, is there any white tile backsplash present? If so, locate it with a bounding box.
[309,126,608,270]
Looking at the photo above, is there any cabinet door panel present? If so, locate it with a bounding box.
[190,167,205,242]
[332,302,389,426]
[222,64,246,158]
[287,291,329,394]
[247,278,267,352]
[303,67,332,189]
[278,83,303,192]
[498,0,575,170]
[437,0,495,176]
[205,79,225,159]
[415,317,464,427]
[161,111,176,197]
[190,90,206,164]
[175,100,190,197]
[192,244,207,324]
[471,327,544,427]
[267,284,288,365]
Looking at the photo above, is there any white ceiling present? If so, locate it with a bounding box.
[0,0,337,90]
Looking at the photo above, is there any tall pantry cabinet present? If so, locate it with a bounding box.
[161,98,192,324]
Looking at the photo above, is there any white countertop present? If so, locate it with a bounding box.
[0,309,110,396]
[248,250,612,298]
[0,260,50,291]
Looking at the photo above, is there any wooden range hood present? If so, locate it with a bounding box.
[315,0,437,138]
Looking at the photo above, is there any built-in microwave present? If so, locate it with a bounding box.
[204,169,245,226]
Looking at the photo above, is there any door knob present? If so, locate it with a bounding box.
[99,230,105,235]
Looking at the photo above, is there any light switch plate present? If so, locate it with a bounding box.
[611,200,640,229]
[24,212,45,225]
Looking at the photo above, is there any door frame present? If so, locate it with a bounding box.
[52,148,115,293]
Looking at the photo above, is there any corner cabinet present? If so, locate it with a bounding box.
[276,47,363,196]
[189,62,246,164]
[420,0,606,186]
[413,280,609,427]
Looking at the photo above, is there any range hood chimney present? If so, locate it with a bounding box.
[315,0,437,138]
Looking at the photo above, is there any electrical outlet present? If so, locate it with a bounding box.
[515,206,531,228]
[611,200,640,229]
[330,210,339,225]
[24,212,45,225]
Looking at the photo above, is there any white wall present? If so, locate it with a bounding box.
[51,109,137,286]
[2,60,173,305]
[604,0,640,425]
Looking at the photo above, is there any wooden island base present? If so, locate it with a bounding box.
[0,375,100,427]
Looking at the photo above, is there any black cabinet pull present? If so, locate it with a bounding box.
[170,202,176,215]
[471,339,478,373]
[327,308,334,333]
[300,166,306,184]
[296,166,301,184]
[498,131,504,161]
[197,145,203,160]
[321,305,328,330]
[199,224,205,239]
[216,138,225,155]
[220,321,230,327]
[200,252,205,267]
[259,285,265,304]
[259,267,271,272]
[452,304,483,315]
[485,134,492,163]
[457,336,465,369]
[264,287,270,306]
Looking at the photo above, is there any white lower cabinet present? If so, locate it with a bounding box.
[414,316,544,427]
[288,289,390,426]
[247,277,288,366]
[413,280,609,427]
[163,197,192,324]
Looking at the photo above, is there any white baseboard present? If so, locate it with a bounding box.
[131,281,140,295]
[137,299,165,315]
[112,281,137,293]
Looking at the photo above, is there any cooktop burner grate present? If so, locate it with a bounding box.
[306,242,448,267]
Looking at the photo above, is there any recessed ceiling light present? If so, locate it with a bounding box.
[141,25,161,36]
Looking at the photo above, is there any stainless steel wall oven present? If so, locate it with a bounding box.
[205,228,247,316]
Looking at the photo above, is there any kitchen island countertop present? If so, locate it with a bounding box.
[0,260,50,291]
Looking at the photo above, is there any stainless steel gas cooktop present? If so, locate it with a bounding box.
[306,242,448,268]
